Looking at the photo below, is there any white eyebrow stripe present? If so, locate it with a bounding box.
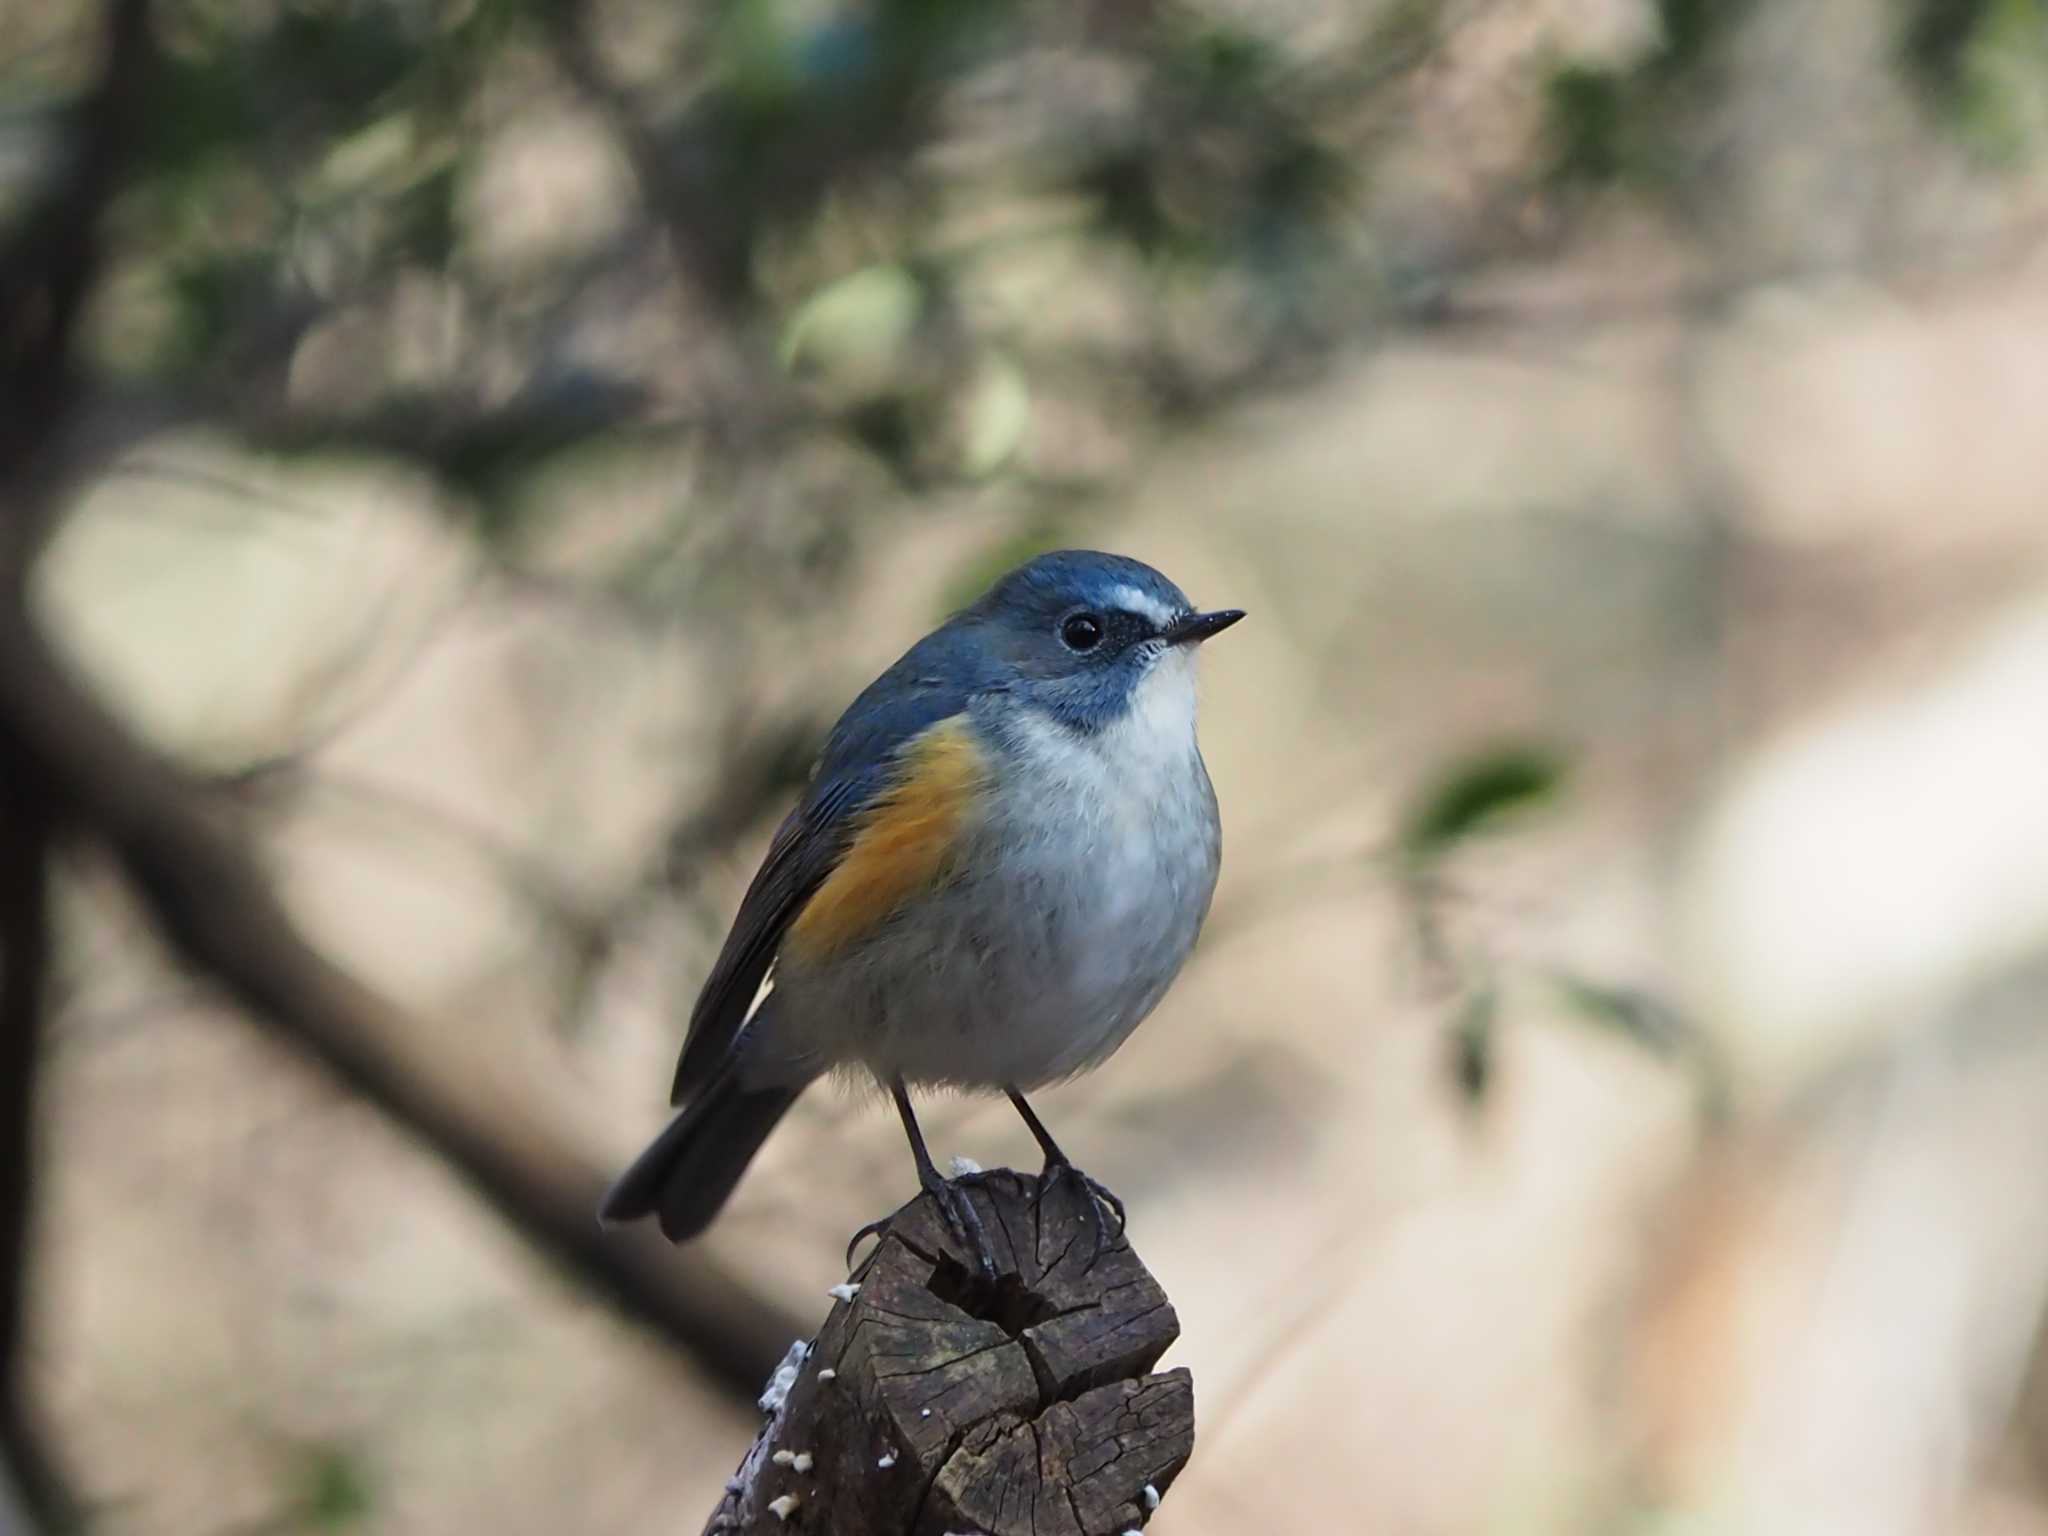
[1107,584,1177,626]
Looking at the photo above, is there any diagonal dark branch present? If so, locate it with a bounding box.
[0,595,810,1395]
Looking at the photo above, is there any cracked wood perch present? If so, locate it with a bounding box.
[703,1169,1193,1534]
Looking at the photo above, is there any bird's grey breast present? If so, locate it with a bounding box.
[958,646,1221,1083]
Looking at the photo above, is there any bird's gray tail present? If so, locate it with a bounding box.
[599,1077,805,1241]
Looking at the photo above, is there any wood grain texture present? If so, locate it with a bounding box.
[702,1169,1193,1535]
[784,716,989,963]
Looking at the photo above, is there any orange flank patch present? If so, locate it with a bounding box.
[785,717,989,962]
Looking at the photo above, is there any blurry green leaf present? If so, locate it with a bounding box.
[1552,974,1691,1058]
[1179,24,1285,97]
[391,160,460,266]
[165,251,279,366]
[1654,0,1749,74]
[314,111,418,199]
[140,0,500,190]
[270,5,417,119]
[299,1444,372,1529]
[1450,981,1496,1104]
[716,0,808,107]
[1931,0,2048,159]
[960,353,1031,477]
[779,264,923,385]
[1551,972,1732,1128]
[1402,745,1568,863]
[1082,152,1178,256]
[840,395,918,473]
[1541,0,1749,188]
[1546,65,1630,183]
[80,262,190,379]
[1903,0,1996,97]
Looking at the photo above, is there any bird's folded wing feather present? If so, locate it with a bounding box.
[668,627,1002,1102]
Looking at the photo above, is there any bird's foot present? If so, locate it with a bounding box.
[922,1164,1001,1280]
[845,1167,1000,1280]
[1033,1157,1126,1271]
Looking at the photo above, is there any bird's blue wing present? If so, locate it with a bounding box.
[668,623,1002,1102]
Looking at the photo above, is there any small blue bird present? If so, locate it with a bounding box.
[600,550,1242,1266]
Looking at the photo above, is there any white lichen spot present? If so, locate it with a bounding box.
[878,1450,898,1469]
[817,1368,837,1382]
[949,1154,982,1176]
[1143,1484,1160,1510]
[827,1281,861,1303]
[757,1339,809,1414]
[772,1450,795,1467]
[792,1452,813,1473]
[767,1494,798,1521]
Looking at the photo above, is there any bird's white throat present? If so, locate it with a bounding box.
[1103,644,1200,775]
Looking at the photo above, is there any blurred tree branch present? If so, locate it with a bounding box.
[0,3,155,1526]
[0,0,810,1419]
[0,596,811,1393]
[0,752,74,1536]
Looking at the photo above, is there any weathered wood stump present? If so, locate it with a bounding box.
[703,1169,1193,1535]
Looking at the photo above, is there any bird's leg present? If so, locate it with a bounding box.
[847,1077,998,1278]
[1006,1087,1125,1268]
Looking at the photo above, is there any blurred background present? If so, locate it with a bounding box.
[4,0,2048,1531]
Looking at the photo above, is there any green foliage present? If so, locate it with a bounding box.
[1401,745,1568,865]
[121,0,516,393]
[26,0,1401,495]
[1546,64,1632,184]
[780,264,925,384]
[296,1443,373,1529]
[143,1,467,182]
[1545,0,1752,186]
[1450,980,1496,1104]
[388,159,460,267]
[1904,0,1999,96]
[1553,973,1732,1125]
[1905,0,2048,159]
[1652,0,1747,77]
[1552,974,1689,1058]
[1097,19,1352,271]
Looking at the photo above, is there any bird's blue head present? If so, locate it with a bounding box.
[963,551,1243,736]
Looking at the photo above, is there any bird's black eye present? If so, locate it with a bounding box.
[1060,612,1104,651]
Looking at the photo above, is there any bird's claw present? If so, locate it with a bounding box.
[1035,1158,1125,1271]
[844,1171,1000,1280]
[926,1167,1000,1280]
[845,1213,892,1269]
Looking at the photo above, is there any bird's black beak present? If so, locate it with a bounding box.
[1163,609,1246,646]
